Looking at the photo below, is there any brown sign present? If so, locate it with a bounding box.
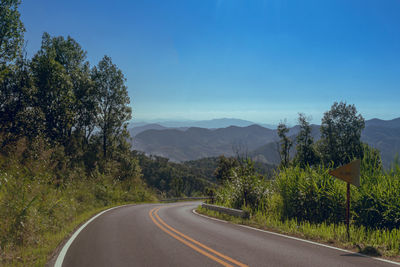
[329,159,360,187]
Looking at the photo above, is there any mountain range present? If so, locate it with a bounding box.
[130,118,400,168]
[130,118,276,130]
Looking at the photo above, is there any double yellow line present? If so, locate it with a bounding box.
[149,207,248,267]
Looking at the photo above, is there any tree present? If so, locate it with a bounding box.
[319,102,365,167]
[0,0,25,67]
[42,33,95,144]
[0,0,26,125]
[92,55,131,159]
[294,113,318,167]
[31,33,76,144]
[277,121,292,168]
[214,155,239,184]
[31,33,95,147]
[0,55,43,146]
[72,62,96,145]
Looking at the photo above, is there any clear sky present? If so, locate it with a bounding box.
[20,0,400,125]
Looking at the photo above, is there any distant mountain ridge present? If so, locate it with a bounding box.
[130,118,276,131]
[365,118,400,128]
[130,117,400,168]
[133,125,276,162]
[129,124,188,137]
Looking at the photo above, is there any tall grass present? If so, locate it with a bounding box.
[211,157,400,257]
[0,154,156,266]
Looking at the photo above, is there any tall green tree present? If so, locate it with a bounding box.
[0,56,43,146]
[92,55,131,159]
[39,33,95,144]
[31,33,94,145]
[277,121,292,168]
[294,113,318,167]
[319,102,365,166]
[31,35,75,144]
[0,0,25,67]
[73,62,96,145]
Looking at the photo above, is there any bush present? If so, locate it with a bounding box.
[215,160,270,212]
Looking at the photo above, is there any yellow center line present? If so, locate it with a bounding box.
[154,208,248,267]
[149,208,233,267]
[149,207,248,267]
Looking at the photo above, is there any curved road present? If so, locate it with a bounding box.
[56,202,398,267]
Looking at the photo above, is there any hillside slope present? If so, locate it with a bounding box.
[132,118,400,167]
[133,125,276,162]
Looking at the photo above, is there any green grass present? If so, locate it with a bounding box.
[197,206,400,261]
[1,200,157,267]
[3,206,114,266]
[0,156,157,266]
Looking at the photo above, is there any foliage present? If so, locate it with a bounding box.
[92,55,131,159]
[212,126,400,229]
[210,148,400,257]
[275,165,346,224]
[182,157,219,182]
[0,55,42,146]
[0,141,156,265]
[214,159,270,211]
[31,33,79,145]
[277,121,292,168]
[214,155,239,184]
[294,113,318,167]
[1,31,132,166]
[319,101,365,167]
[353,149,400,230]
[0,0,25,66]
[134,152,213,197]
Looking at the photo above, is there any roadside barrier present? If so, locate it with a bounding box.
[201,203,249,219]
[160,197,211,202]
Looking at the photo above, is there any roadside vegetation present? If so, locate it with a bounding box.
[0,2,158,265]
[0,2,222,265]
[204,103,400,259]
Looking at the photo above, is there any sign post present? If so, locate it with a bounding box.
[346,182,350,239]
[329,159,360,240]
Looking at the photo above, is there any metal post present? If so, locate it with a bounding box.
[346,182,350,240]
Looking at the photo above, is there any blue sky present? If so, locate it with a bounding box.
[20,0,400,125]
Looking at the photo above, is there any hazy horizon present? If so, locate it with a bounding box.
[130,115,400,128]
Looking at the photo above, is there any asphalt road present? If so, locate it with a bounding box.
[56,202,399,267]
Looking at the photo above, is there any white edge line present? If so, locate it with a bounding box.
[192,208,400,266]
[54,205,129,267]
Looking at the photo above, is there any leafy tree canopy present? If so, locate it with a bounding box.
[92,55,132,158]
[294,113,318,167]
[0,0,25,67]
[319,101,365,167]
[277,121,292,168]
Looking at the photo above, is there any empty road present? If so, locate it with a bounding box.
[55,202,398,267]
